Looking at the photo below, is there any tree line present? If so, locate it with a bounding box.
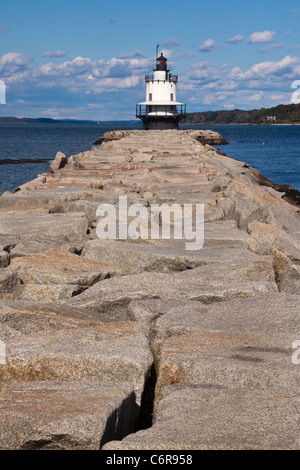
[182,103,300,125]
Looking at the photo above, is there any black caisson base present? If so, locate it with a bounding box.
[142,117,181,130]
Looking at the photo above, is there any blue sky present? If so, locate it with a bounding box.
[0,0,300,119]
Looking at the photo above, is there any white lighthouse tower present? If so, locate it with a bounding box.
[136,46,186,130]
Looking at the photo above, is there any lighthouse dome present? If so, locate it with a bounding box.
[156,53,168,71]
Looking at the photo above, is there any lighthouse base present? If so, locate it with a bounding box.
[142,117,181,130]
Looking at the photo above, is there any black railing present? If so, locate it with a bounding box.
[169,75,178,83]
[145,74,178,83]
[136,104,186,118]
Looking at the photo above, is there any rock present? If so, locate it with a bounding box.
[248,220,300,257]
[259,205,300,233]
[0,251,9,268]
[126,299,187,337]
[48,199,100,224]
[155,330,298,397]
[187,129,229,145]
[278,264,300,293]
[103,385,300,450]
[69,259,276,317]
[1,128,300,450]
[49,152,68,173]
[149,293,300,363]
[9,248,117,286]
[0,189,87,212]
[1,322,153,404]
[0,269,20,299]
[82,239,206,275]
[9,239,85,258]
[82,221,259,275]
[0,212,89,245]
[235,204,300,234]
[93,130,136,145]
[142,191,154,201]
[2,284,84,301]
[0,381,136,450]
[0,301,113,335]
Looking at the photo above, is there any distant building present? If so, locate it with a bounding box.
[266,116,276,122]
[136,47,186,130]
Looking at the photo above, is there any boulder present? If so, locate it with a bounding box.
[155,330,298,397]
[278,264,300,293]
[149,293,300,363]
[0,212,89,244]
[103,385,300,450]
[1,322,153,404]
[69,259,277,317]
[9,248,118,286]
[2,284,85,301]
[0,381,136,450]
[49,152,68,173]
[82,223,259,275]
[0,269,20,299]
[0,251,9,268]
[1,128,300,450]
[0,301,113,335]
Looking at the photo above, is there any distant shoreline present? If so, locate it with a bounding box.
[1,119,300,127]
[0,117,139,124]
[182,123,300,126]
[2,102,300,126]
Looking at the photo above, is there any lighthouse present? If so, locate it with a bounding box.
[136,46,186,130]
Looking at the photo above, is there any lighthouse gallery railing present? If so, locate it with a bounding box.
[136,104,186,118]
[145,74,178,83]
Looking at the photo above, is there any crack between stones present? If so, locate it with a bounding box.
[99,363,157,450]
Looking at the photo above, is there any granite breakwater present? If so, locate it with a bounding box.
[0,128,299,450]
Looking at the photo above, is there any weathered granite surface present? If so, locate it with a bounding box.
[0,128,299,450]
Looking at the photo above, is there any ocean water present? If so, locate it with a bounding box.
[0,121,142,195]
[0,121,299,195]
[184,124,300,191]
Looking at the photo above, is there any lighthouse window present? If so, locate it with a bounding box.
[149,93,152,101]
[170,93,174,101]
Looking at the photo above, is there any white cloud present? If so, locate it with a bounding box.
[119,50,146,59]
[179,52,300,114]
[248,91,264,102]
[226,35,244,44]
[229,55,299,80]
[198,38,216,52]
[270,94,288,101]
[259,43,285,54]
[42,51,66,58]
[163,39,180,47]
[0,52,33,76]
[189,61,227,82]
[3,46,299,119]
[3,52,153,97]
[161,49,173,59]
[247,31,276,44]
[174,51,195,58]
